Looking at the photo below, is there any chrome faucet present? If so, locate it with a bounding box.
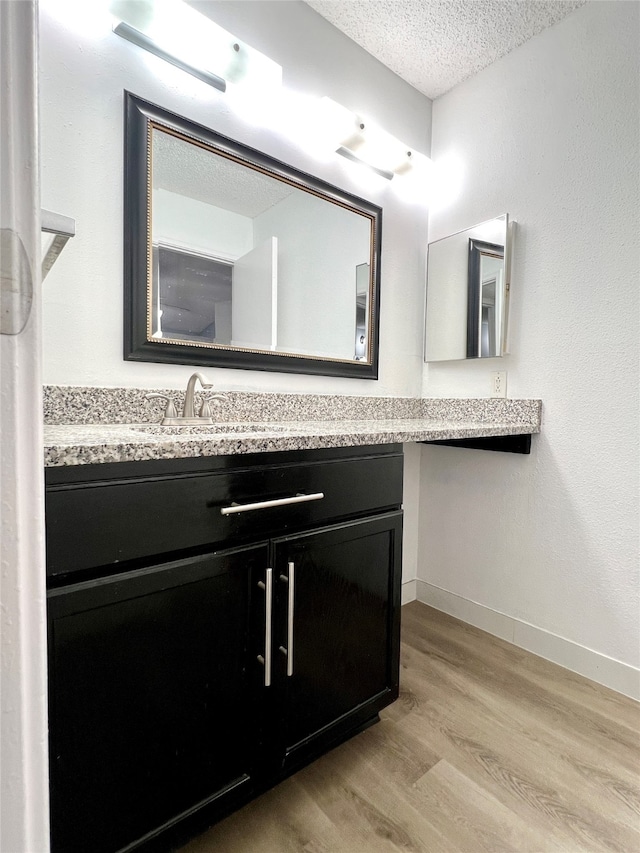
[146,372,225,426]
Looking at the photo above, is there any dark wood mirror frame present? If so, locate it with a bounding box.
[123,92,382,379]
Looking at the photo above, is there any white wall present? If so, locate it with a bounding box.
[39,0,430,396]
[419,1,640,697]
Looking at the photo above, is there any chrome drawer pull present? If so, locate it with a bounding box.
[257,568,273,687]
[221,492,324,516]
[279,561,295,677]
[278,563,295,676]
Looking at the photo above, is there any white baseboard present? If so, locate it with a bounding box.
[415,580,640,701]
[401,579,417,606]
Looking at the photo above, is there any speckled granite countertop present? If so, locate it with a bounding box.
[44,409,542,467]
[43,386,542,466]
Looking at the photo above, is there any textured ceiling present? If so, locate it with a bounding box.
[305,0,587,99]
[153,129,294,216]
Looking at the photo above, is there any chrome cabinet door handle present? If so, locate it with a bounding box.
[221,492,324,516]
[257,567,273,687]
[278,561,295,677]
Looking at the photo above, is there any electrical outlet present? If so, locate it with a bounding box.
[491,371,507,398]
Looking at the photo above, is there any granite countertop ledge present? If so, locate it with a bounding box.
[43,387,542,467]
[43,418,541,467]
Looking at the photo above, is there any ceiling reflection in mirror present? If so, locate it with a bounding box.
[124,94,381,379]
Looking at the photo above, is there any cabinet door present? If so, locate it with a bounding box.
[48,544,267,853]
[273,512,402,770]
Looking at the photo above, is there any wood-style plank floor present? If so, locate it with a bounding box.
[181,601,640,853]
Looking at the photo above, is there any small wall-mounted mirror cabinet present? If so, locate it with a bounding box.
[124,93,382,379]
[424,214,514,363]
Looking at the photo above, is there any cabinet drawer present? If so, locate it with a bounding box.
[46,448,403,578]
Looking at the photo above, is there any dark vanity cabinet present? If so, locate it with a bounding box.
[47,546,263,853]
[273,517,401,771]
[45,445,403,853]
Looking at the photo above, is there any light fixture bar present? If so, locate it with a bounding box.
[335,146,395,181]
[113,21,227,92]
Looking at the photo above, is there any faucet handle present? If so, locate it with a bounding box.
[199,394,225,418]
[146,393,178,421]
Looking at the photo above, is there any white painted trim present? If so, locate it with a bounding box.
[401,579,417,605]
[416,581,640,701]
[0,3,50,851]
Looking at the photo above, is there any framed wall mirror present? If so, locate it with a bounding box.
[124,93,382,378]
[424,214,514,363]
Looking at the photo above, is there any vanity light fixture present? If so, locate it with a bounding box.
[336,144,395,181]
[113,20,226,91]
[317,97,430,181]
[110,0,281,93]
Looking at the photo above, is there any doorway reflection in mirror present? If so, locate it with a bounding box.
[467,239,504,359]
[150,124,371,362]
[424,214,513,363]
